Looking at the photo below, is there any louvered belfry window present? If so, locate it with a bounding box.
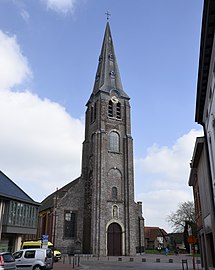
[108,100,113,117]
[116,102,121,119]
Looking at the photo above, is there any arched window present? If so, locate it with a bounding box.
[108,100,113,117]
[112,187,118,200]
[109,131,120,152]
[116,102,121,119]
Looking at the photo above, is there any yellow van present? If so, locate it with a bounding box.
[21,241,61,262]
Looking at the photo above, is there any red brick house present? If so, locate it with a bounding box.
[144,226,168,250]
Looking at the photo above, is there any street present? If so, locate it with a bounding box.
[53,254,202,270]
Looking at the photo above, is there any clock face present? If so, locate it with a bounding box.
[111,96,119,103]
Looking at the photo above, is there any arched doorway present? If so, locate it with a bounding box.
[107,223,122,256]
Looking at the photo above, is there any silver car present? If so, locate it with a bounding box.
[0,252,16,270]
[13,248,53,270]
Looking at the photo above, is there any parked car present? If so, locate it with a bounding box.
[0,252,16,270]
[20,241,61,262]
[13,248,53,270]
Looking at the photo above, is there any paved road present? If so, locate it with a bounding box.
[53,254,203,270]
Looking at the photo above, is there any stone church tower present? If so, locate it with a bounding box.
[39,22,144,257]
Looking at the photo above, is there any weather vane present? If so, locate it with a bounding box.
[105,11,111,21]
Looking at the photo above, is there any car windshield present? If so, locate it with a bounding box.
[2,253,15,262]
[22,245,41,249]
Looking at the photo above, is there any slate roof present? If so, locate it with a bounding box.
[0,170,39,205]
[39,177,81,212]
[87,22,129,105]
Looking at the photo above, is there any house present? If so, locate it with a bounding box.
[0,171,40,252]
[189,137,215,266]
[168,232,185,251]
[144,226,168,250]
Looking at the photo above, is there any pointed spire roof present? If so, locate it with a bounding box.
[91,22,129,99]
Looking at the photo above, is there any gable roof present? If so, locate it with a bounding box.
[39,177,81,211]
[0,170,39,205]
[144,226,168,242]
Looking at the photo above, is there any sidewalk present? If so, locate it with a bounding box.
[53,253,202,270]
[53,255,81,270]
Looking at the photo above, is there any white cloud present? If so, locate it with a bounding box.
[0,31,32,90]
[0,28,204,233]
[137,189,192,232]
[43,0,77,15]
[135,129,203,232]
[0,30,84,202]
[0,90,84,202]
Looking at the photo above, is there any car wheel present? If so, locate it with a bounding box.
[33,265,42,270]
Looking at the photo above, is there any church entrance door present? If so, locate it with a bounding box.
[107,223,122,256]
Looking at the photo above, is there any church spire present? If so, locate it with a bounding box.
[92,22,129,99]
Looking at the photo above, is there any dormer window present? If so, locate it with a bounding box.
[108,53,114,61]
[110,70,115,78]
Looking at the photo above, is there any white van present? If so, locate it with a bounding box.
[13,248,53,270]
[20,241,61,262]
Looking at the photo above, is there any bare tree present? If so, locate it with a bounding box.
[166,201,196,232]
[167,201,196,252]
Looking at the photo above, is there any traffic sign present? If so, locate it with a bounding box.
[187,235,197,245]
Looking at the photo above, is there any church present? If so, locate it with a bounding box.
[38,21,144,256]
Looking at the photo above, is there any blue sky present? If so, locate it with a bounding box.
[0,0,203,232]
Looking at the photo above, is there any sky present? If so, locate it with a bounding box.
[0,0,204,232]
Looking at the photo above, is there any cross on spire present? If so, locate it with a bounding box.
[105,11,111,21]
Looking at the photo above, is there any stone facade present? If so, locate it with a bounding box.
[55,178,85,254]
[39,22,144,256]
